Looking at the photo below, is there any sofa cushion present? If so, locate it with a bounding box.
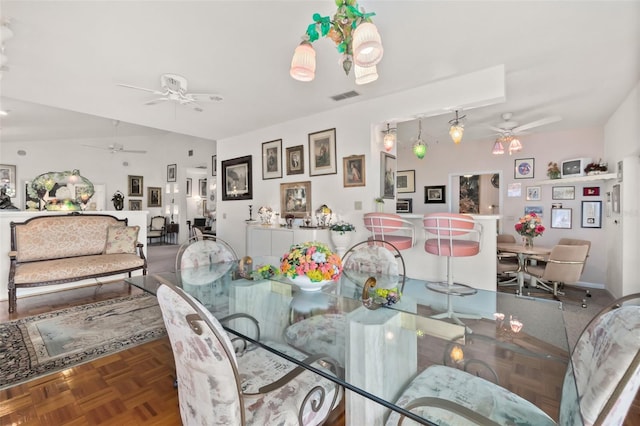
[13,254,145,284]
[104,225,140,254]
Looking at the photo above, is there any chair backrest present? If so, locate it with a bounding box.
[193,217,207,228]
[423,213,482,257]
[559,296,640,425]
[362,213,416,249]
[175,237,238,275]
[497,233,516,244]
[157,282,245,425]
[341,239,406,294]
[558,238,591,273]
[541,244,589,284]
[192,226,204,240]
[150,216,165,231]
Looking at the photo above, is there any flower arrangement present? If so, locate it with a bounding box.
[280,241,343,282]
[251,264,280,280]
[515,213,545,239]
[584,160,608,175]
[374,197,384,204]
[373,287,401,307]
[547,162,561,179]
[330,221,355,235]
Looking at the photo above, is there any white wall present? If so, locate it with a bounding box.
[604,81,640,298]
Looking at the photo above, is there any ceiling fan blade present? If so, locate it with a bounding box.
[487,125,508,133]
[189,93,224,102]
[117,83,165,95]
[81,144,109,151]
[144,98,170,106]
[513,116,562,133]
[121,149,147,154]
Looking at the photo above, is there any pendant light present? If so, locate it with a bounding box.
[382,123,396,152]
[413,119,427,159]
[448,110,466,144]
[491,138,505,155]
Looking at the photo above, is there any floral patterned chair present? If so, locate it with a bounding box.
[157,281,342,426]
[385,293,640,425]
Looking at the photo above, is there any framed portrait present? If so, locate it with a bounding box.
[507,182,522,198]
[199,178,207,197]
[396,170,415,193]
[167,164,177,182]
[147,187,162,207]
[552,186,575,200]
[396,198,413,213]
[514,158,535,179]
[343,155,365,187]
[262,139,282,180]
[128,175,143,197]
[582,201,602,228]
[308,128,337,176]
[286,145,304,175]
[380,152,396,199]
[612,184,621,214]
[425,185,446,204]
[551,208,572,229]
[212,155,217,177]
[222,155,253,201]
[583,186,600,196]
[186,178,192,197]
[526,186,541,201]
[129,199,142,211]
[280,181,311,218]
[0,164,17,197]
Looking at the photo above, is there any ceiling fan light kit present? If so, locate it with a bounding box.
[290,1,383,84]
[489,112,561,154]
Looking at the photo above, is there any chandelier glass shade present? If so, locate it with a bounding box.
[413,119,427,159]
[448,110,466,144]
[290,1,382,84]
[508,136,523,154]
[382,123,396,152]
[491,138,505,155]
[492,135,523,155]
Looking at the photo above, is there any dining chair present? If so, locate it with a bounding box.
[147,215,166,245]
[363,213,416,250]
[496,234,520,287]
[385,293,640,426]
[423,214,482,328]
[524,244,589,301]
[156,281,342,426]
[175,235,238,273]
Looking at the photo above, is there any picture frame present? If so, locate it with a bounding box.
[552,186,575,200]
[128,175,143,197]
[186,178,192,197]
[617,160,623,182]
[199,178,207,197]
[524,205,543,217]
[222,155,253,201]
[507,182,522,198]
[396,170,415,193]
[286,145,304,175]
[583,186,600,196]
[396,198,413,213]
[308,128,337,176]
[582,201,602,228]
[262,139,282,180]
[612,184,621,214]
[425,185,446,204]
[551,207,572,229]
[147,187,162,207]
[526,186,541,201]
[343,155,365,187]
[381,152,396,199]
[0,164,17,197]
[280,181,311,218]
[212,155,217,177]
[167,164,177,182]
[128,199,142,211]
[514,158,535,179]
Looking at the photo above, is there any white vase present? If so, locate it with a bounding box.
[330,230,353,257]
[376,202,384,213]
[289,275,333,292]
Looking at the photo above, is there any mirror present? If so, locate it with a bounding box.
[448,171,502,215]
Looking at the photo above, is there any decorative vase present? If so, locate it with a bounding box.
[375,202,384,213]
[523,236,534,248]
[289,275,334,292]
[330,230,353,258]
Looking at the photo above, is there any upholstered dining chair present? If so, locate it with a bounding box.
[524,244,589,299]
[147,215,166,245]
[157,281,342,426]
[496,233,520,287]
[363,213,416,250]
[385,293,640,426]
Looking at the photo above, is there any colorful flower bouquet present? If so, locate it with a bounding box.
[280,241,343,282]
[515,213,545,243]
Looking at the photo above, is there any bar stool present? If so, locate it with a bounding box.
[423,213,482,328]
[363,213,416,250]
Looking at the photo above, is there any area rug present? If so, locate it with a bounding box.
[0,293,166,389]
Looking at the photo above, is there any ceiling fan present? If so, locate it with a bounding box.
[488,112,562,137]
[82,143,147,154]
[117,73,223,112]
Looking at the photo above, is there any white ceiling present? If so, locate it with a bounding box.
[0,1,638,145]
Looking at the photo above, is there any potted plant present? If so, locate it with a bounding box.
[329,221,356,257]
[547,162,561,179]
[584,160,608,175]
[375,197,385,212]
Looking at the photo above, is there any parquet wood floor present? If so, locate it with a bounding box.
[0,282,638,425]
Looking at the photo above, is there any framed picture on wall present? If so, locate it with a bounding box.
[0,164,17,197]
[396,170,415,193]
[380,152,396,199]
[581,201,602,228]
[526,186,541,201]
[129,199,142,211]
[309,128,337,176]
[552,186,575,200]
[262,139,282,180]
[222,155,253,201]
[280,181,311,218]
[425,185,446,203]
[167,164,177,182]
[514,158,535,179]
[128,175,143,197]
[199,178,207,197]
[186,178,192,197]
[147,187,162,207]
[343,155,365,187]
[286,145,304,175]
[212,155,217,177]
[551,208,572,229]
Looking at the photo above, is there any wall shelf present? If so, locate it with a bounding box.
[537,173,617,185]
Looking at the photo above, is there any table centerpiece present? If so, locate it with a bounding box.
[514,212,545,247]
[280,241,343,291]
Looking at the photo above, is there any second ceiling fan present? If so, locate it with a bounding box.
[488,112,562,154]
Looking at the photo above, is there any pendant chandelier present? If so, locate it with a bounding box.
[448,110,466,144]
[413,119,427,159]
[382,123,396,152]
[290,1,383,85]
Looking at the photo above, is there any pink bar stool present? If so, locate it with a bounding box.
[363,213,416,250]
[423,213,482,329]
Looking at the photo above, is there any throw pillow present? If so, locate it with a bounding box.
[104,225,140,254]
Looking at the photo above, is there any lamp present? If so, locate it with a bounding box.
[491,138,505,155]
[382,123,396,152]
[448,110,466,144]
[290,1,382,84]
[413,119,427,159]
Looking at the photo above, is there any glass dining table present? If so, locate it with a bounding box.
[126,258,571,425]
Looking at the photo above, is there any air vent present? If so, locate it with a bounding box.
[330,90,360,101]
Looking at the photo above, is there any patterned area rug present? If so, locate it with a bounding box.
[0,294,166,389]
